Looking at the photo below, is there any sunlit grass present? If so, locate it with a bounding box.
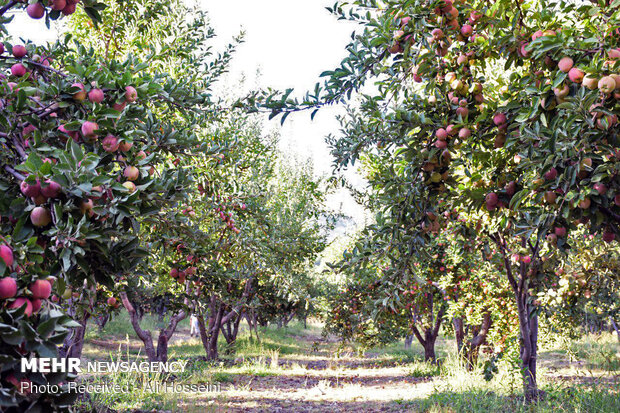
[78,317,619,412]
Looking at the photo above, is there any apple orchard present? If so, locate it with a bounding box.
[0,0,619,411]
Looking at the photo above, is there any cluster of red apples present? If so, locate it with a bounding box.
[395,1,619,245]
[6,41,144,227]
[24,0,81,20]
[0,244,53,317]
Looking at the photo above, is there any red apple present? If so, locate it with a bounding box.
[122,181,136,193]
[125,86,138,103]
[71,82,86,101]
[80,199,94,214]
[88,88,104,103]
[30,207,51,227]
[81,121,99,139]
[26,3,45,19]
[20,179,41,198]
[0,245,14,267]
[493,113,507,126]
[58,124,78,142]
[485,192,499,207]
[558,57,574,73]
[30,279,52,299]
[112,101,127,111]
[51,0,67,11]
[458,128,471,139]
[434,140,447,149]
[578,198,591,209]
[102,134,119,152]
[0,277,17,299]
[554,227,567,237]
[544,168,558,180]
[118,141,133,152]
[602,230,616,243]
[11,63,27,77]
[123,166,139,181]
[436,128,448,140]
[12,45,27,58]
[505,181,517,196]
[62,3,76,15]
[544,191,557,204]
[9,297,33,317]
[461,24,473,36]
[40,180,61,199]
[593,183,607,195]
[568,67,584,83]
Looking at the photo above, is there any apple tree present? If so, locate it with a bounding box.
[0,0,228,409]
[270,0,620,402]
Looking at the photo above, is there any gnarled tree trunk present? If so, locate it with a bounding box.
[198,295,223,361]
[60,311,90,359]
[409,293,445,363]
[492,233,542,403]
[465,312,492,369]
[221,311,243,355]
[453,317,464,354]
[610,317,620,343]
[60,294,94,359]
[121,292,186,363]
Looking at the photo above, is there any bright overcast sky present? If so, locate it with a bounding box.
[8,1,367,228]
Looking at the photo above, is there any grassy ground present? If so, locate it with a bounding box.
[77,314,620,412]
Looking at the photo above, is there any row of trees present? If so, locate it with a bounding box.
[266,0,620,403]
[0,0,331,410]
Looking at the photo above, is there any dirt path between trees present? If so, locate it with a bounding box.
[180,331,435,413]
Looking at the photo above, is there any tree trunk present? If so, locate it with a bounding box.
[492,232,542,403]
[453,317,464,354]
[404,334,413,350]
[610,317,620,343]
[60,311,90,359]
[283,310,296,327]
[246,309,261,344]
[461,312,492,370]
[198,296,223,361]
[59,295,93,359]
[515,287,539,402]
[409,297,445,364]
[423,339,436,361]
[95,314,109,331]
[120,292,186,363]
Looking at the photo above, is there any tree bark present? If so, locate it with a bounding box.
[60,311,90,359]
[453,317,464,354]
[461,312,492,369]
[120,292,186,363]
[95,314,109,331]
[404,334,413,349]
[59,296,93,359]
[491,232,541,403]
[610,317,620,343]
[198,295,223,361]
[409,297,445,363]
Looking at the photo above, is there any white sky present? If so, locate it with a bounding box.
[8,1,368,230]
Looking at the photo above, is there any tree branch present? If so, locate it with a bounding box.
[0,1,17,16]
[4,165,25,181]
